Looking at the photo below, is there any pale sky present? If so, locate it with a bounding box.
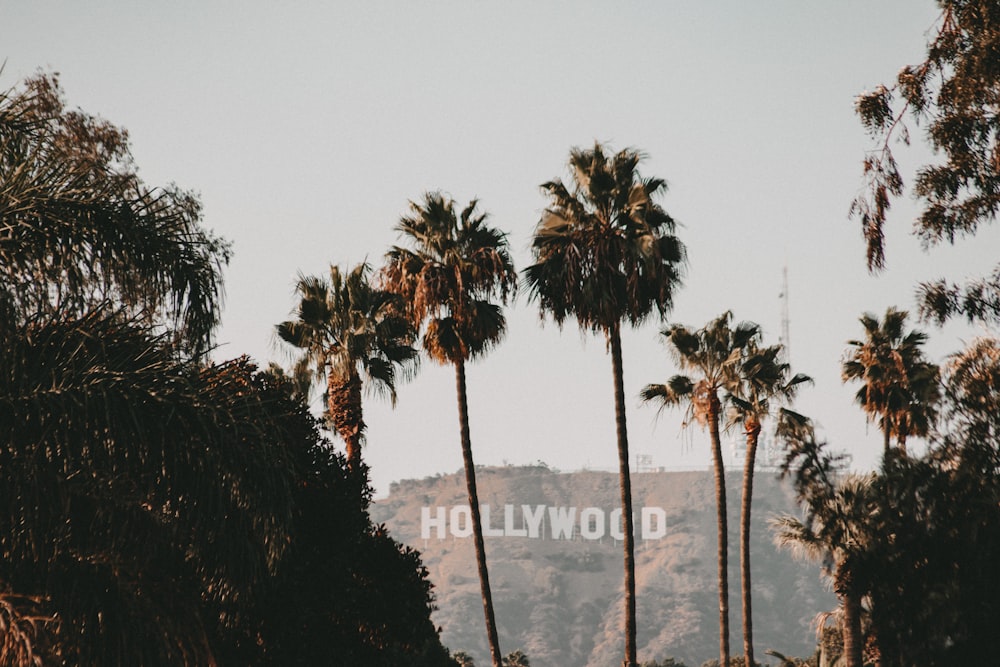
[6,2,998,495]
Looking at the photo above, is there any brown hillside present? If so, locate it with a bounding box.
[372,466,833,666]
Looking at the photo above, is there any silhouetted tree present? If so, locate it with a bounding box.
[852,0,1000,324]
[526,143,685,667]
[642,312,756,667]
[277,263,417,470]
[233,369,451,666]
[0,317,295,665]
[0,72,228,356]
[774,415,874,667]
[383,193,517,667]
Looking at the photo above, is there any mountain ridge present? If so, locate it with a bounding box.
[373,465,833,666]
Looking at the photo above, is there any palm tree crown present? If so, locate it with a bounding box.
[523,143,685,331]
[277,263,417,469]
[382,192,517,364]
[642,312,759,423]
[841,307,940,455]
[728,343,813,435]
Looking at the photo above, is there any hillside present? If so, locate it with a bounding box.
[372,466,834,666]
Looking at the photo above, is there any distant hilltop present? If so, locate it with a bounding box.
[420,503,670,540]
[373,465,834,667]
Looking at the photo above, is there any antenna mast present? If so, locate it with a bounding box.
[779,265,790,363]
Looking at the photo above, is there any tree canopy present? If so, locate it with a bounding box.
[0,72,452,666]
[0,73,230,355]
[852,0,1000,324]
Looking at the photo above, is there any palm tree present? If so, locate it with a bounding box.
[841,307,940,458]
[774,416,876,667]
[524,143,685,667]
[277,263,418,471]
[641,312,759,667]
[727,344,811,667]
[382,192,517,667]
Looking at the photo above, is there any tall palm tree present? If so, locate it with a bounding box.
[381,192,516,667]
[841,307,940,458]
[727,344,811,667]
[641,312,758,667]
[524,143,685,667]
[277,263,418,471]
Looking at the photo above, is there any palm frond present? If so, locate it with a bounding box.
[382,192,516,366]
[526,143,686,335]
[0,73,228,357]
[277,262,418,451]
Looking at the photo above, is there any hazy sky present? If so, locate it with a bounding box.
[6,2,997,495]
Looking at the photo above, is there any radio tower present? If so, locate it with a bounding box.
[779,265,790,363]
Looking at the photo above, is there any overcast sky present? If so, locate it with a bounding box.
[6,1,998,495]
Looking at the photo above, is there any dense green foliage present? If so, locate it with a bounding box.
[232,368,451,667]
[778,339,1000,666]
[0,73,450,665]
[0,74,229,356]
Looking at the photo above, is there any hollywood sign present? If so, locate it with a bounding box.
[421,505,668,541]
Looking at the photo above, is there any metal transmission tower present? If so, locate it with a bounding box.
[778,265,790,363]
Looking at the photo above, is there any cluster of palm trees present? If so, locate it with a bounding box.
[641,314,810,667]
[772,307,951,667]
[7,67,959,667]
[278,144,812,667]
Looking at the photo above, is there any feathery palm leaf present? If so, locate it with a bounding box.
[524,143,685,332]
[0,310,296,665]
[0,73,229,356]
[382,193,516,364]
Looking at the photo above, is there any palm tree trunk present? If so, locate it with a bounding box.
[454,358,503,667]
[708,395,730,667]
[882,411,891,459]
[609,324,638,667]
[328,371,365,471]
[740,420,761,667]
[841,585,864,667]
